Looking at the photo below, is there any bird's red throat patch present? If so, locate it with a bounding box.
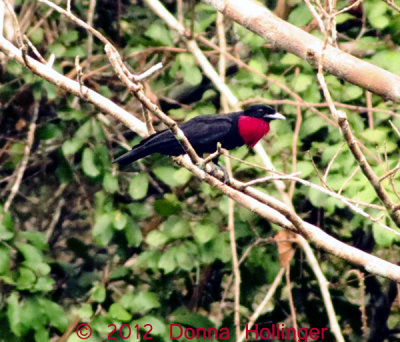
[238,116,270,147]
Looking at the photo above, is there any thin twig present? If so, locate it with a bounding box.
[289,99,302,199]
[366,90,373,130]
[297,236,344,342]
[323,143,345,183]
[285,266,298,332]
[237,268,285,342]
[86,0,96,71]
[0,102,39,223]
[338,166,360,195]
[337,111,400,227]
[346,270,367,339]
[217,10,241,339]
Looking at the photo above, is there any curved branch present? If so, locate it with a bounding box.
[203,0,400,103]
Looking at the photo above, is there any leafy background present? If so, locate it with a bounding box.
[1,0,400,341]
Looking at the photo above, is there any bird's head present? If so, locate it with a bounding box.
[243,104,286,122]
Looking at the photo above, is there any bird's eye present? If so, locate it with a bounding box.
[258,108,264,113]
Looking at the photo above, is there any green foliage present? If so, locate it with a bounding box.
[128,173,149,200]
[1,1,400,341]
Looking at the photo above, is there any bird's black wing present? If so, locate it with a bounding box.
[114,113,239,166]
[180,114,237,153]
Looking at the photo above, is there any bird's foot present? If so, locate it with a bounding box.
[202,142,223,165]
[212,160,230,184]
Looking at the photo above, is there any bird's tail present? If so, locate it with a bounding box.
[113,145,149,167]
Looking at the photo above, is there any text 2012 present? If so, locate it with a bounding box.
[108,324,153,340]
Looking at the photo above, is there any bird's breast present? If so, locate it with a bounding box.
[238,116,270,147]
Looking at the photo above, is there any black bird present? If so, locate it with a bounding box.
[114,104,285,167]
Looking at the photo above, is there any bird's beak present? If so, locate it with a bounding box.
[264,112,286,120]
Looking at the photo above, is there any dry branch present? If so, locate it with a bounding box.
[203,0,400,103]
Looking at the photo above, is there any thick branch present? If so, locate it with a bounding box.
[203,0,400,103]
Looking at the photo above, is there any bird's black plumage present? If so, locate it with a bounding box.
[114,104,284,167]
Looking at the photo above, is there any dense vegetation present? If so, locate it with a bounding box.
[0,0,400,341]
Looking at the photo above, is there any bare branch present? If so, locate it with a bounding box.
[0,102,39,223]
[337,110,400,227]
[203,0,400,103]
[237,268,285,342]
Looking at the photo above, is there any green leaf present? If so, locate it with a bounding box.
[172,312,215,329]
[370,51,400,75]
[370,15,389,29]
[129,173,149,200]
[373,223,395,247]
[82,148,101,177]
[49,43,66,57]
[78,303,93,319]
[93,213,114,246]
[296,161,314,178]
[30,28,44,44]
[0,247,10,274]
[0,211,14,241]
[342,85,363,101]
[109,303,131,322]
[64,46,86,58]
[145,230,168,247]
[178,54,202,86]
[125,221,143,247]
[112,210,128,230]
[153,166,192,187]
[43,82,57,100]
[24,261,51,276]
[34,328,49,342]
[110,266,130,280]
[7,292,22,336]
[16,267,36,289]
[199,233,231,264]
[16,242,43,263]
[163,216,190,239]
[336,12,354,25]
[135,316,166,336]
[145,23,173,45]
[59,30,79,44]
[173,245,194,271]
[292,74,312,92]
[34,276,55,292]
[308,187,326,208]
[135,250,161,271]
[91,284,106,303]
[56,155,73,183]
[288,4,313,26]
[154,198,181,216]
[18,231,48,250]
[103,173,118,193]
[62,138,84,156]
[361,128,388,144]
[300,115,327,138]
[192,224,218,243]
[122,292,160,314]
[39,297,68,331]
[158,248,176,273]
[281,53,302,65]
